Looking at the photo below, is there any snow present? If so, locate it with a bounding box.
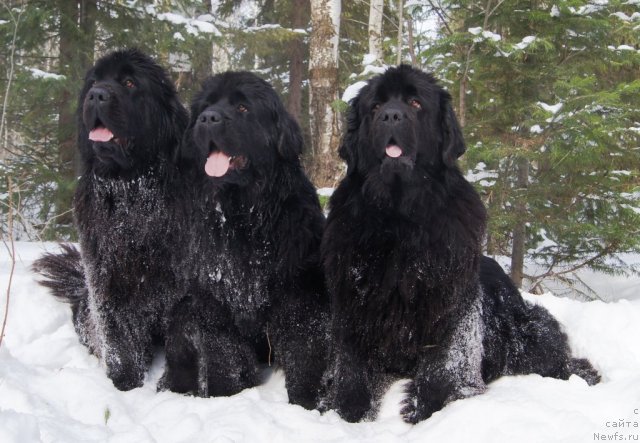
[530,124,544,134]
[2,242,640,442]
[156,12,188,25]
[466,162,498,187]
[342,81,368,103]
[514,36,537,50]
[482,30,502,42]
[611,11,640,21]
[362,53,378,66]
[28,68,64,80]
[316,187,335,197]
[148,10,221,37]
[538,101,563,114]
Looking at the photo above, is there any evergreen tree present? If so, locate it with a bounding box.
[0,0,223,238]
[420,0,640,296]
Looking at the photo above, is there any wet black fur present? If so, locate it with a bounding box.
[320,65,599,424]
[159,72,329,409]
[34,49,189,391]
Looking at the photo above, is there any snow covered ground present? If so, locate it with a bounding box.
[1,242,639,443]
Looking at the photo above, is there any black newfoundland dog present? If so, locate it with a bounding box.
[34,49,189,391]
[320,65,599,424]
[159,72,329,409]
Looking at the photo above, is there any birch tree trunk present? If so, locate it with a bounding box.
[308,0,342,187]
[287,0,309,122]
[210,0,230,73]
[368,0,384,64]
[396,0,403,65]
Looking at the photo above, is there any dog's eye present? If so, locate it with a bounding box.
[237,104,248,113]
[124,79,135,89]
[409,99,422,110]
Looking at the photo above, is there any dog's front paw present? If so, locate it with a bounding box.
[401,381,429,424]
[400,380,445,424]
[401,379,485,424]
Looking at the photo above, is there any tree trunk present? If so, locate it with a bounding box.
[396,0,403,65]
[78,0,97,174]
[406,14,417,66]
[510,156,529,287]
[368,0,384,64]
[56,0,80,231]
[308,0,342,187]
[79,0,97,72]
[54,0,95,235]
[287,0,309,122]
[209,2,230,74]
[459,74,467,128]
[185,2,214,101]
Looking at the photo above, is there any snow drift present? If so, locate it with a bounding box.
[1,242,639,442]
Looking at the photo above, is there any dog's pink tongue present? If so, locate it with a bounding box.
[385,144,403,158]
[89,127,114,142]
[205,151,231,177]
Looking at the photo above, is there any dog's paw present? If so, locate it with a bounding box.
[400,381,429,424]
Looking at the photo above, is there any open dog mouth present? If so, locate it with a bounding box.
[88,122,125,146]
[385,139,403,158]
[204,150,248,178]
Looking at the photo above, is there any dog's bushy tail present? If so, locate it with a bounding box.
[32,244,88,309]
[568,357,601,386]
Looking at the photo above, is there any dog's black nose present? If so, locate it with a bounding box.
[87,86,111,105]
[381,106,404,124]
[199,110,223,125]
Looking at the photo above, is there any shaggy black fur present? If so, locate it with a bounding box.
[320,65,599,424]
[479,256,599,385]
[31,244,94,349]
[33,49,189,391]
[159,72,329,409]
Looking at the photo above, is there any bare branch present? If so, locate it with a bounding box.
[0,176,16,349]
[0,1,25,156]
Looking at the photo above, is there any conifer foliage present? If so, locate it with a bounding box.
[417,0,640,295]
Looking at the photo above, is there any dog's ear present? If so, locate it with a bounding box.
[339,95,361,176]
[440,90,466,167]
[276,111,303,161]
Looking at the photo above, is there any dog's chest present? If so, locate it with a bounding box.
[338,223,462,364]
[78,176,173,267]
[198,218,273,320]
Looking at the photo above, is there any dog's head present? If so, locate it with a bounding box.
[340,65,465,184]
[78,49,187,177]
[184,71,303,188]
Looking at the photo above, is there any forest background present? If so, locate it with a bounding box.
[1,0,639,298]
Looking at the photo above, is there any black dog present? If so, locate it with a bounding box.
[34,49,189,391]
[159,72,329,409]
[320,65,599,424]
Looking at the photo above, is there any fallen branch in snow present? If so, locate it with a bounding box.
[525,245,619,300]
